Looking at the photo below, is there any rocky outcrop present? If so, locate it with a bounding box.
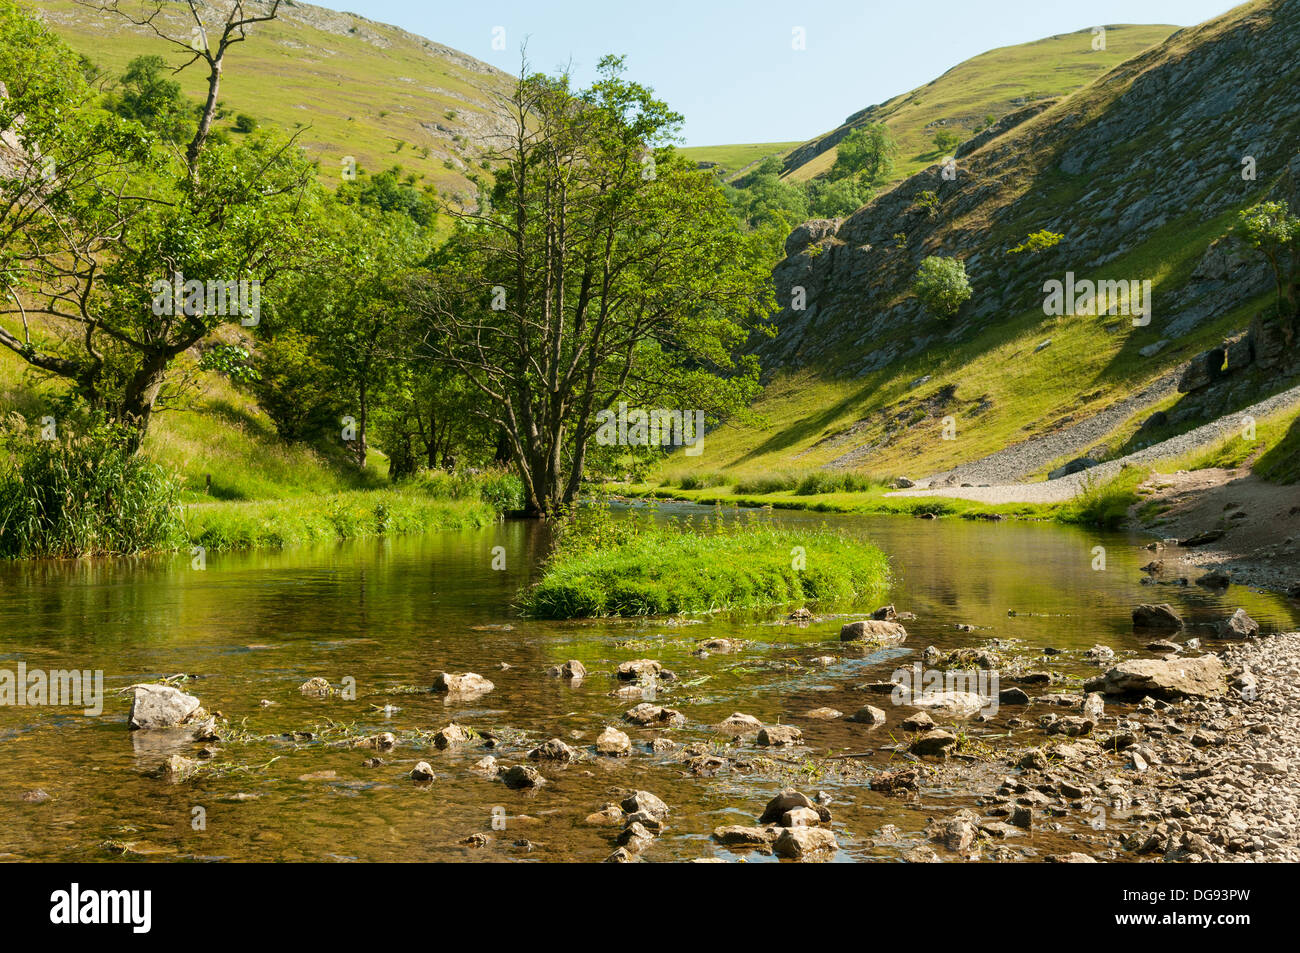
[754,2,1298,385]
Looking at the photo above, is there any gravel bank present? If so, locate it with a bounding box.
[888,382,1300,505]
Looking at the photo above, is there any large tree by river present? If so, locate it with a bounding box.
[413,57,774,517]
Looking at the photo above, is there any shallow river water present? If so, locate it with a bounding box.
[1,503,1296,862]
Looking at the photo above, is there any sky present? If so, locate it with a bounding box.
[322,1,1243,146]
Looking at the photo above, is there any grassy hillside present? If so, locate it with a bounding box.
[0,341,381,504]
[658,1,1299,487]
[678,141,802,177]
[782,24,1177,185]
[28,0,512,194]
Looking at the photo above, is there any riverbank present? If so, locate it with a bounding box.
[612,468,1141,528]
[182,469,520,553]
[933,630,1300,862]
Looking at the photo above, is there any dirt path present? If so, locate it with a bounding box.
[887,381,1300,505]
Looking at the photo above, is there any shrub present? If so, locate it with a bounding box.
[913,256,972,319]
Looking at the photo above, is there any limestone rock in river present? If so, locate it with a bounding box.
[757,724,802,747]
[433,723,473,749]
[623,703,686,728]
[1084,655,1227,699]
[431,672,495,695]
[621,790,669,820]
[759,789,831,825]
[1132,604,1183,630]
[527,738,579,762]
[846,704,887,725]
[128,684,204,730]
[501,764,546,789]
[1218,608,1259,638]
[773,827,837,860]
[547,660,587,679]
[298,677,333,697]
[714,712,764,735]
[839,619,908,643]
[712,825,779,849]
[910,729,958,758]
[410,761,436,781]
[596,726,632,756]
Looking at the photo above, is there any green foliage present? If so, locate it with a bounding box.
[1007,229,1064,255]
[829,123,897,183]
[1056,469,1143,528]
[1237,201,1299,317]
[913,256,973,319]
[793,471,887,495]
[0,413,184,558]
[932,129,963,154]
[519,503,890,618]
[184,487,497,552]
[249,330,341,442]
[110,54,192,142]
[233,112,258,133]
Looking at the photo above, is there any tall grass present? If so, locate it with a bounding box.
[1055,468,1144,529]
[0,414,185,558]
[185,468,520,551]
[519,502,891,618]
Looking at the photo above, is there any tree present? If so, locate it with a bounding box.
[932,129,962,155]
[0,0,318,450]
[112,54,191,142]
[1238,201,1299,321]
[914,256,972,319]
[830,123,897,183]
[412,56,773,516]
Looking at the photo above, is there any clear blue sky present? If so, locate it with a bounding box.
[326,1,1241,146]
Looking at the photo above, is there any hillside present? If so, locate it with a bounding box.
[679,141,802,178]
[781,24,1177,186]
[663,0,1300,485]
[28,0,513,196]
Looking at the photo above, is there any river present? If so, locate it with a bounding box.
[2,503,1295,862]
